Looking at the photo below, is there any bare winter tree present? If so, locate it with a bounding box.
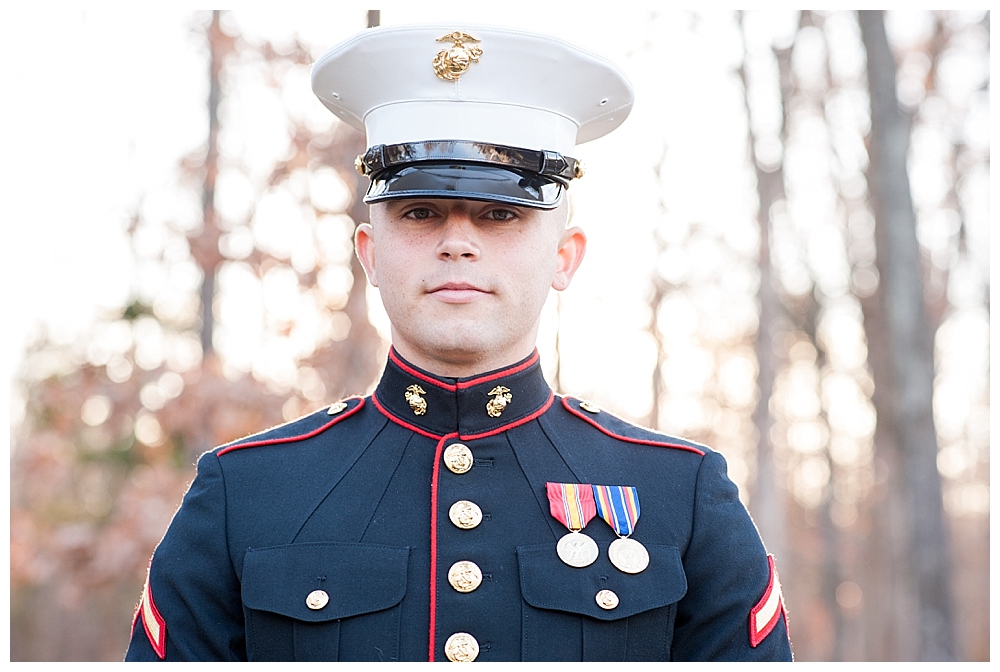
[857,9,955,661]
[736,10,789,573]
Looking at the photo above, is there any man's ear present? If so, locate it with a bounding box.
[551,226,587,291]
[354,222,379,287]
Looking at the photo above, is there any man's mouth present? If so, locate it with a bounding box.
[428,282,491,303]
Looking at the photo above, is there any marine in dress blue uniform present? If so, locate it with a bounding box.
[126,24,792,662]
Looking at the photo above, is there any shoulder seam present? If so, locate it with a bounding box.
[560,396,706,456]
[216,396,366,456]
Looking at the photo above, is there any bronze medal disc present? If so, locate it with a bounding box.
[556,531,599,568]
[608,537,649,574]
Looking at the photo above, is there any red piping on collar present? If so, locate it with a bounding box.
[216,397,365,455]
[388,348,540,392]
[389,349,458,391]
[372,389,554,441]
[461,390,554,440]
[561,396,706,455]
[457,350,539,389]
[372,392,445,440]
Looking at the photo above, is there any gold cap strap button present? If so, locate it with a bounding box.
[596,589,619,610]
[443,443,474,474]
[444,632,480,662]
[449,500,483,530]
[448,560,483,593]
[306,589,329,610]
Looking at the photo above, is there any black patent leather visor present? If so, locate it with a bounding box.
[364,163,566,209]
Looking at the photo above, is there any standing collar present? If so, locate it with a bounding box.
[373,347,554,439]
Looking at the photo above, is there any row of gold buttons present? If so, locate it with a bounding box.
[444,442,481,662]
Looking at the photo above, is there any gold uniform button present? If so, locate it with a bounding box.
[579,400,601,414]
[443,443,474,474]
[306,589,329,610]
[444,632,479,662]
[596,589,619,610]
[327,401,347,415]
[449,500,483,530]
[448,560,483,593]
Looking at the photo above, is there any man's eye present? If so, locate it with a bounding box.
[403,207,434,220]
[486,209,517,222]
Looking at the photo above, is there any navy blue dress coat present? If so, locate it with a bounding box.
[125,348,792,661]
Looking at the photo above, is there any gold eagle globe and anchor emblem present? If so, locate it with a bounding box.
[433,31,483,81]
[405,384,428,416]
[486,386,512,418]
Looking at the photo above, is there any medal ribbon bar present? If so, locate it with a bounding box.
[593,485,640,537]
[546,482,596,531]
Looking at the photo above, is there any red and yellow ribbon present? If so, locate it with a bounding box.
[546,482,597,532]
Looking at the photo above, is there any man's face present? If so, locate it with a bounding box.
[355,198,586,376]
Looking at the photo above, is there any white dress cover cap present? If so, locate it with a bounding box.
[311,24,633,206]
[312,24,633,153]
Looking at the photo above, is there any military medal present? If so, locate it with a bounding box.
[546,482,599,568]
[593,484,649,574]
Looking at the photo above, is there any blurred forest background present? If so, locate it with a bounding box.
[7,8,990,662]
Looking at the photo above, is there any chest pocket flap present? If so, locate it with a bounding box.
[242,542,409,622]
[517,543,686,620]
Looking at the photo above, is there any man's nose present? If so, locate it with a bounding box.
[435,211,480,260]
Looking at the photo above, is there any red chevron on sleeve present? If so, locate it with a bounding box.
[749,554,786,648]
[139,574,167,659]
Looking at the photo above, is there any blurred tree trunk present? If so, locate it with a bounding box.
[191,10,228,360]
[857,9,955,661]
[858,284,916,660]
[737,12,787,566]
[801,9,853,659]
[645,146,671,431]
[801,288,851,660]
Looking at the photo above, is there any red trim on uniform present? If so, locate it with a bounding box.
[389,347,540,391]
[749,554,785,648]
[428,432,458,662]
[561,397,706,455]
[389,349,458,391]
[216,397,365,455]
[456,350,540,389]
[372,392,445,440]
[462,391,554,440]
[373,390,553,442]
[141,578,167,659]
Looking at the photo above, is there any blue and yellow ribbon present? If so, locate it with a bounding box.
[593,485,640,537]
